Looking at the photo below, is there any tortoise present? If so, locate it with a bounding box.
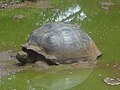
[16,22,102,65]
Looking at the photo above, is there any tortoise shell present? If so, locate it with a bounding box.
[21,22,101,64]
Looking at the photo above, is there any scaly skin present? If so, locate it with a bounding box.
[16,51,28,64]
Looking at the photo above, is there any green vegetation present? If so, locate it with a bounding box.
[0,8,39,51]
[0,0,120,90]
[0,68,93,90]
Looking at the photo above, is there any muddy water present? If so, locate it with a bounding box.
[0,0,120,90]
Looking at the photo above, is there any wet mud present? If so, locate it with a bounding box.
[0,50,49,78]
[0,0,53,9]
[0,50,98,78]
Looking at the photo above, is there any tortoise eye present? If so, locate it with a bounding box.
[21,53,27,58]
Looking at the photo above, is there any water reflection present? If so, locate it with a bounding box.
[36,4,87,26]
[55,5,87,22]
[26,68,93,90]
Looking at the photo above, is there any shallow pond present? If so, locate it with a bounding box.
[0,0,120,90]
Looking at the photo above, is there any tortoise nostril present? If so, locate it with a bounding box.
[22,54,27,58]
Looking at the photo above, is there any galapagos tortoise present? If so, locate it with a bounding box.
[16,22,101,64]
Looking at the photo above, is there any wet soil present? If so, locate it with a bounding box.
[0,50,49,78]
[0,0,53,9]
[0,50,98,78]
[100,1,120,10]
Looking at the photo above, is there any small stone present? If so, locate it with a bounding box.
[34,61,49,69]
[106,64,109,66]
[117,73,119,75]
[65,78,69,80]
[13,15,25,19]
[99,74,102,77]
[26,80,30,83]
[104,77,120,86]
[69,72,72,74]
[115,26,118,28]
[117,78,120,81]
[89,32,92,34]
[113,64,117,68]
[8,77,12,80]
[13,89,16,90]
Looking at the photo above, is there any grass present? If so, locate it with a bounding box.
[0,0,120,90]
[0,8,42,51]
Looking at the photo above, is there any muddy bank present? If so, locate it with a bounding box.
[0,0,53,9]
[0,50,49,78]
[0,50,97,78]
[100,1,120,10]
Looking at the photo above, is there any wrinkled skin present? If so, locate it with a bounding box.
[16,51,28,64]
[16,50,57,65]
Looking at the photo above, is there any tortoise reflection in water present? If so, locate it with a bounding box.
[16,22,102,65]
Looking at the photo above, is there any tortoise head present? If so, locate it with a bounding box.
[16,51,28,64]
